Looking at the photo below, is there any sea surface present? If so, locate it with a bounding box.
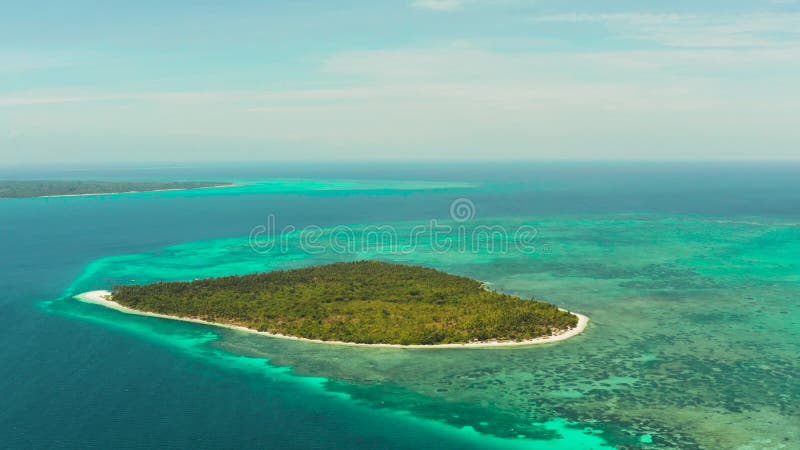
[1,162,798,449]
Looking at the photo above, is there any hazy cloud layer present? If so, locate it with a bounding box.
[1,1,799,163]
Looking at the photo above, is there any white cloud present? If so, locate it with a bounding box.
[0,51,82,73]
[321,42,800,83]
[0,95,106,106]
[411,0,464,11]
[529,12,800,48]
[3,41,800,160]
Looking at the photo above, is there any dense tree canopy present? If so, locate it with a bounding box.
[0,180,228,198]
[111,261,578,345]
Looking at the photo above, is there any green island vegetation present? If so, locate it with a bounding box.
[0,180,231,198]
[111,261,579,345]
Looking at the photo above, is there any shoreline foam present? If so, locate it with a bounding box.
[75,290,589,348]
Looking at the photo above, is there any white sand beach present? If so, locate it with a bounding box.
[38,183,236,198]
[75,290,589,349]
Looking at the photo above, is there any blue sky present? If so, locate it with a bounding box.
[2,1,799,164]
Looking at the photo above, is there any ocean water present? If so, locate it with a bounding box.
[1,162,798,449]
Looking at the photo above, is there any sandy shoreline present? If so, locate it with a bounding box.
[37,183,235,198]
[75,290,589,349]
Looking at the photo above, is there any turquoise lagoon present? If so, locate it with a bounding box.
[2,163,798,449]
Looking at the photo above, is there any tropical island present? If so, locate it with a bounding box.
[0,180,232,198]
[76,261,588,347]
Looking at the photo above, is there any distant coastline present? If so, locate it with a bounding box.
[37,183,236,198]
[75,290,589,348]
[0,180,234,199]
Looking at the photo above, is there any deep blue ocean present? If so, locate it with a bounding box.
[1,162,798,449]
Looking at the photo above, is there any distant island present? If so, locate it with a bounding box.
[76,261,588,347]
[0,180,232,198]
